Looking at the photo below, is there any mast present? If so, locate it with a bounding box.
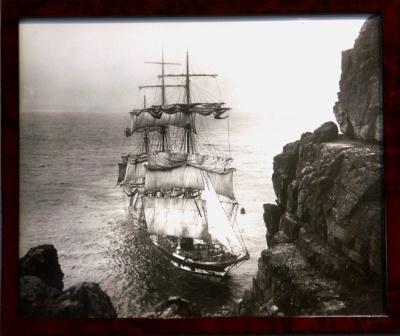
[185,52,190,105]
[139,53,181,152]
[143,94,149,154]
[185,52,192,154]
[160,52,218,154]
[160,126,166,152]
[142,52,181,106]
[161,50,165,105]
[128,52,229,154]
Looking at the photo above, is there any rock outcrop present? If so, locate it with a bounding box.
[19,245,117,318]
[19,244,64,291]
[240,17,384,316]
[143,296,200,318]
[334,16,382,142]
[241,123,384,316]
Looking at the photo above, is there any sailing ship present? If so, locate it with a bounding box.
[117,52,249,279]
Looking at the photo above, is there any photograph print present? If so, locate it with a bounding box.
[19,15,384,318]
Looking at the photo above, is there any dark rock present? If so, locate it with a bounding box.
[46,282,117,318]
[333,17,382,142]
[312,122,338,144]
[19,276,61,318]
[318,299,346,314]
[263,203,282,246]
[270,231,290,246]
[297,232,365,286]
[272,140,300,207]
[244,243,345,316]
[286,180,298,213]
[151,296,199,318]
[295,140,383,273]
[19,244,64,291]
[211,303,233,317]
[279,213,302,242]
[19,245,117,318]
[248,138,384,316]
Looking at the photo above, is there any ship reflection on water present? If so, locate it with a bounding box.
[110,217,234,317]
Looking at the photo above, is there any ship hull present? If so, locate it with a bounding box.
[150,236,248,280]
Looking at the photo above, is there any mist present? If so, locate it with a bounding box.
[20,16,367,144]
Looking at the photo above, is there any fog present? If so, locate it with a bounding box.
[20,16,367,135]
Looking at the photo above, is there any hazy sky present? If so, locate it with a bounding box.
[20,16,367,128]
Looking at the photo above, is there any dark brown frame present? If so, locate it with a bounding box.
[2,0,399,334]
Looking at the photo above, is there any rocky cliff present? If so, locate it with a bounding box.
[334,16,382,142]
[239,17,384,316]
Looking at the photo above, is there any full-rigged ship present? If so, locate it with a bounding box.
[117,52,249,279]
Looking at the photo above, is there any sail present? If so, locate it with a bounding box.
[127,153,148,164]
[148,152,232,173]
[129,110,188,133]
[201,172,243,255]
[144,196,208,239]
[117,162,127,184]
[127,103,229,135]
[144,165,235,200]
[147,152,187,169]
[122,161,147,186]
[131,103,229,118]
[221,200,238,222]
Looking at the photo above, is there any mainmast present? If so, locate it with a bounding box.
[161,52,218,154]
[161,52,218,104]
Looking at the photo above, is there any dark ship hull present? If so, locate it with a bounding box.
[150,235,249,279]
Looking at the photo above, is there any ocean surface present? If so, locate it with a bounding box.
[19,111,278,317]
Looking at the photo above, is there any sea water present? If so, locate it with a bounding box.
[19,111,278,317]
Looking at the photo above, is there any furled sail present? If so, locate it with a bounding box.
[144,165,235,200]
[144,196,208,239]
[131,103,229,118]
[127,103,229,136]
[147,152,232,173]
[201,172,243,255]
[129,111,188,133]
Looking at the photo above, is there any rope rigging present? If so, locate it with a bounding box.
[120,52,249,278]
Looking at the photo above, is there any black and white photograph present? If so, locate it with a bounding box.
[18,15,384,318]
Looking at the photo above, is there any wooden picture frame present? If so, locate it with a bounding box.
[2,0,399,334]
